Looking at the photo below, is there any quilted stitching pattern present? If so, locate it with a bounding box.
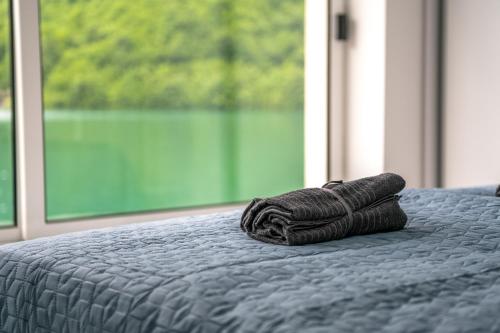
[1,187,500,332]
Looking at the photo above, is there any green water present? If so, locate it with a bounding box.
[0,110,304,223]
[0,111,14,226]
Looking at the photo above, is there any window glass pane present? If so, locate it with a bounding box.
[0,0,14,227]
[40,0,304,220]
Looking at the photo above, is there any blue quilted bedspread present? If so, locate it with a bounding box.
[1,187,500,332]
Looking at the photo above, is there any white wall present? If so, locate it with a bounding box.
[344,0,426,188]
[345,0,386,180]
[443,0,500,187]
[384,0,424,188]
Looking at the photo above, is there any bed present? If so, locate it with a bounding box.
[1,187,500,332]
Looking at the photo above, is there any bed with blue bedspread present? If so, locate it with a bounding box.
[1,187,500,332]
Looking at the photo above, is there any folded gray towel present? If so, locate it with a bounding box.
[241,173,407,245]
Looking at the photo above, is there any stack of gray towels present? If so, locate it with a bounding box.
[241,173,407,245]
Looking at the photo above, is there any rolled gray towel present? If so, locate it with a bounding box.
[241,173,407,245]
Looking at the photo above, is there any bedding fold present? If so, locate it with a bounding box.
[240,173,407,245]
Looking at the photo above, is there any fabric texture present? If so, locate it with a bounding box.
[445,185,497,197]
[1,187,500,332]
[241,173,407,245]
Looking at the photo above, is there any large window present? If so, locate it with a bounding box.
[39,0,305,220]
[0,0,330,240]
[0,0,14,227]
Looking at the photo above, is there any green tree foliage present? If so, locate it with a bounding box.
[37,0,304,111]
[0,0,11,108]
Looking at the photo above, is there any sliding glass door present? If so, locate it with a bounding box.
[2,0,333,240]
[39,0,305,221]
